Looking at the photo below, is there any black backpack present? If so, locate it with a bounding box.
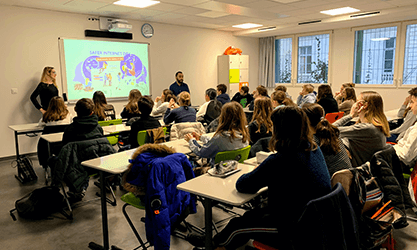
[10,186,65,220]
[13,156,38,183]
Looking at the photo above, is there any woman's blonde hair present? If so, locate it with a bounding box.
[359,91,390,137]
[215,102,249,143]
[125,89,142,114]
[178,91,191,106]
[40,66,57,88]
[42,96,69,123]
[251,97,273,134]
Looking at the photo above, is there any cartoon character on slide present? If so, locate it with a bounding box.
[116,72,122,90]
[108,73,112,86]
[129,62,136,76]
[99,61,108,74]
[122,62,128,79]
[104,73,107,86]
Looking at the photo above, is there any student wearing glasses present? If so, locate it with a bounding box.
[30,66,59,114]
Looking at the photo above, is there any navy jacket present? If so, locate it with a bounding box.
[217,93,230,105]
[169,82,190,96]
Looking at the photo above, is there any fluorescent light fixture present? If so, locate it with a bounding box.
[320,7,360,16]
[371,38,390,41]
[232,23,262,29]
[113,0,160,8]
[258,26,276,32]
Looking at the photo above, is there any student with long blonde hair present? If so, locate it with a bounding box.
[248,97,273,145]
[185,102,249,165]
[334,91,390,167]
[30,66,59,114]
[38,96,72,126]
[163,91,196,124]
[120,89,142,120]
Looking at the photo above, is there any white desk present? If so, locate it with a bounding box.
[9,123,44,159]
[243,157,258,166]
[102,124,131,134]
[385,109,401,121]
[177,163,266,250]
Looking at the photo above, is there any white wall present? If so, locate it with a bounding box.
[1,5,259,158]
[282,28,411,111]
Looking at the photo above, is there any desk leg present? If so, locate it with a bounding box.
[14,131,20,160]
[99,171,110,250]
[203,198,213,250]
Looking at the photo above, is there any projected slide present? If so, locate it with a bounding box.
[60,38,150,102]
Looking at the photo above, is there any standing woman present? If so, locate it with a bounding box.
[30,66,59,114]
[316,84,338,114]
[120,89,142,120]
[333,91,390,167]
[93,91,116,121]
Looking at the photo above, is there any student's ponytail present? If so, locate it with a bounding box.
[315,118,341,155]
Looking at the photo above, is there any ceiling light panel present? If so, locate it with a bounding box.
[197,11,231,18]
[113,0,160,8]
[320,7,360,16]
[232,23,263,29]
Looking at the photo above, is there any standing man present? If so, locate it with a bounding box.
[170,71,190,96]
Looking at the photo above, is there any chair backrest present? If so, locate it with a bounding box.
[325,112,344,123]
[137,127,167,146]
[98,119,123,145]
[107,119,123,125]
[214,145,251,164]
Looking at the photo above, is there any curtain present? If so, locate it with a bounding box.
[259,36,276,88]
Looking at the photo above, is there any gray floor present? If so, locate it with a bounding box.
[1,154,417,250]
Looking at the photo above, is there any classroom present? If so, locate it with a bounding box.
[2,0,417,249]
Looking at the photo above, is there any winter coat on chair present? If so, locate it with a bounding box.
[123,144,196,250]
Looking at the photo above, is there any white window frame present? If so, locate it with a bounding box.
[398,20,417,87]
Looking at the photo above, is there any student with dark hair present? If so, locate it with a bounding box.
[169,71,190,96]
[316,84,338,114]
[388,87,417,143]
[197,88,222,125]
[296,84,316,108]
[302,103,352,177]
[271,91,286,109]
[216,84,230,105]
[333,91,390,167]
[151,89,175,117]
[248,97,273,145]
[163,91,196,124]
[129,96,161,148]
[274,85,292,100]
[248,85,269,111]
[62,98,103,146]
[338,87,356,116]
[120,89,142,120]
[187,106,331,249]
[93,91,116,121]
[185,102,249,165]
[335,82,355,103]
[231,86,253,108]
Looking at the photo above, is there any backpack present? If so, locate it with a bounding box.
[13,156,37,183]
[10,186,65,220]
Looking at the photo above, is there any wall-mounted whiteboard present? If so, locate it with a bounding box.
[58,38,151,103]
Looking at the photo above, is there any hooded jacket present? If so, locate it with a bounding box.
[124,144,196,250]
[62,114,103,146]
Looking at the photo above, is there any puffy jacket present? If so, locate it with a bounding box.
[51,137,116,192]
[170,122,205,141]
[124,144,196,250]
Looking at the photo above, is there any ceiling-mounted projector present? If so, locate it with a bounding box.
[99,17,132,32]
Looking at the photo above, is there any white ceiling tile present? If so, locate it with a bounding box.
[196,11,231,18]
[85,0,116,3]
[159,0,210,7]
[272,0,303,3]
[174,6,209,15]
[130,9,165,17]
[213,0,255,5]
[155,12,188,19]
[64,0,109,9]
[387,0,417,7]
[288,0,331,8]
[349,1,400,11]
[263,3,299,13]
[97,4,137,12]
[241,1,281,10]
[147,2,184,12]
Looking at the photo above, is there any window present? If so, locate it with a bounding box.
[275,38,292,83]
[297,34,329,83]
[353,26,397,84]
[403,23,417,85]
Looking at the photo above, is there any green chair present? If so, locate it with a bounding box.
[98,119,123,145]
[214,145,251,164]
[137,127,168,147]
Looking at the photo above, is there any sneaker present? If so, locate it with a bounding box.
[186,233,206,247]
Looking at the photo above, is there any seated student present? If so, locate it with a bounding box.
[151,89,175,117]
[393,90,417,166]
[62,98,103,146]
[338,87,356,116]
[196,88,222,125]
[303,103,352,177]
[187,106,331,249]
[120,89,142,120]
[163,91,196,124]
[316,84,339,114]
[216,84,230,105]
[248,85,269,111]
[231,86,253,108]
[335,82,355,104]
[271,90,289,109]
[333,91,390,167]
[93,91,116,121]
[296,84,316,108]
[248,97,273,145]
[38,96,72,126]
[129,96,161,148]
[274,85,292,100]
[388,87,417,143]
[185,102,249,165]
